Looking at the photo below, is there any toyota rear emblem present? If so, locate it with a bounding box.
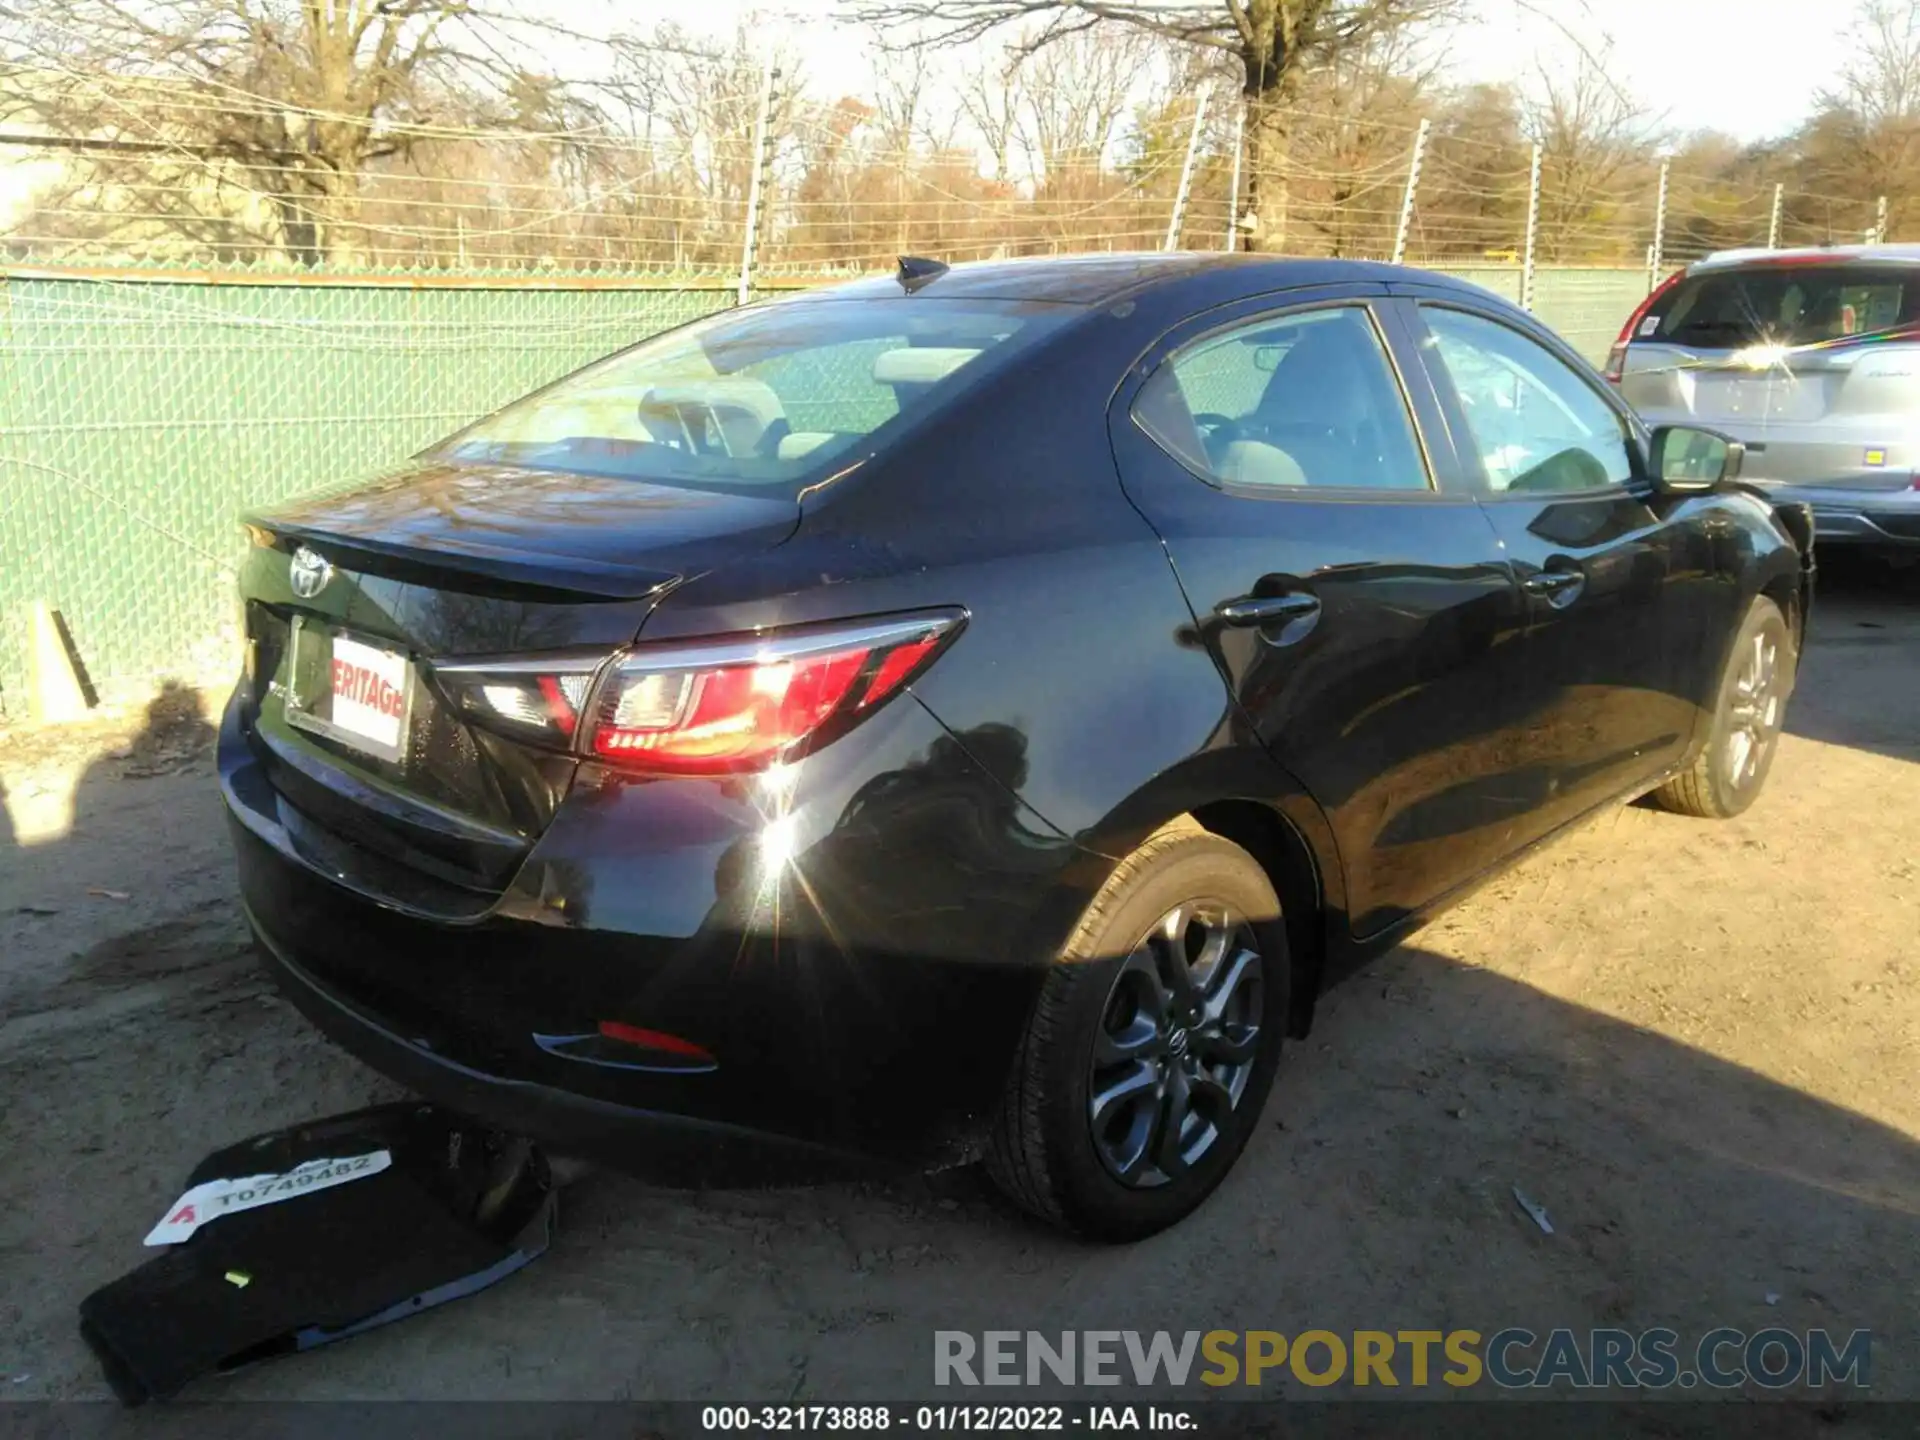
[289,545,333,600]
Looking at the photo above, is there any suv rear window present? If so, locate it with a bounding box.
[1648,265,1920,348]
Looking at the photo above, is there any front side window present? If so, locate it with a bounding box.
[1132,305,1430,491]
[1420,307,1635,494]
[432,297,1070,493]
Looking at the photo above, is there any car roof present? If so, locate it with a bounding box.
[1691,242,1920,272]
[771,252,1453,306]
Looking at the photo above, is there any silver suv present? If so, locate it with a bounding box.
[1609,244,1920,556]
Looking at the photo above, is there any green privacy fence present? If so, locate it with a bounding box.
[0,263,1653,719]
[0,273,733,717]
[1435,266,1659,363]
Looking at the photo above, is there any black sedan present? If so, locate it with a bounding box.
[221,254,1813,1240]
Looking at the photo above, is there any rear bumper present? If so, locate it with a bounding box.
[1796,506,1920,547]
[220,682,1077,1178]
[243,889,880,1184]
[1743,483,1920,548]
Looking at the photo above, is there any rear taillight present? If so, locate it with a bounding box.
[1604,268,1688,383]
[434,611,963,775]
[587,611,961,774]
[435,657,602,743]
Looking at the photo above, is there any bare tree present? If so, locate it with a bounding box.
[958,47,1027,181]
[1801,0,1920,236]
[871,45,936,152]
[1421,83,1529,259]
[1523,51,1656,262]
[844,0,1460,251]
[1822,0,1920,128]
[0,0,583,264]
[871,47,932,250]
[1013,27,1152,184]
[601,23,803,271]
[1279,26,1432,257]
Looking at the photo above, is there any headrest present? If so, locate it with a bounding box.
[776,431,837,461]
[639,377,785,427]
[1218,440,1307,487]
[871,347,981,386]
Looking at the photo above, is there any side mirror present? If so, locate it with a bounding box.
[1648,425,1744,494]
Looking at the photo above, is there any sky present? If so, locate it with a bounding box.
[653,0,1860,146]
[1447,0,1855,141]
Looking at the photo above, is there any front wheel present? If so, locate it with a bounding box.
[1652,594,1796,819]
[985,822,1288,1241]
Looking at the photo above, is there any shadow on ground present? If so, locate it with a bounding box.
[0,922,1913,1412]
[1787,551,1920,765]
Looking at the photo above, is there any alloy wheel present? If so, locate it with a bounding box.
[1087,901,1265,1188]
[1725,628,1783,789]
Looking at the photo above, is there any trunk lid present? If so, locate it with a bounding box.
[257,459,800,598]
[237,461,800,906]
[1623,340,1920,428]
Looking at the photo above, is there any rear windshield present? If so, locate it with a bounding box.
[1648,264,1920,348]
[431,296,1072,491]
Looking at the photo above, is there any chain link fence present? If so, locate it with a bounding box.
[0,272,731,717]
[0,261,1653,720]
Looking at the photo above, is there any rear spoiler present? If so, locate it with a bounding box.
[247,519,682,603]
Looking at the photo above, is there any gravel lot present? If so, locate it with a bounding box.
[1,557,1915,1424]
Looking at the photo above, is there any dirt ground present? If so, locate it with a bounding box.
[0,558,1915,1419]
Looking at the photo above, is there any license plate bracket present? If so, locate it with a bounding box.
[284,618,413,764]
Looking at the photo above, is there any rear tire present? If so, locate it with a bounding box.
[985,821,1288,1241]
[1652,595,1795,819]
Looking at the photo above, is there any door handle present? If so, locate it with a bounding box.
[1216,593,1322,627]
[1522,569,1586,607]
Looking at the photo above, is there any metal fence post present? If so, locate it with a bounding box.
[1650,157,1670,283]
[1768,182,1784,249]
[736,56,777,306]
[1521,143,1542,312]
[1390,117,1430,265]
[1164,91,1210,252]
[1877,194,1889,243]
[1223,98,1245,253]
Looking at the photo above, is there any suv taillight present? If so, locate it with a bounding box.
[436,610,964,775]
[1605,268,1688,383]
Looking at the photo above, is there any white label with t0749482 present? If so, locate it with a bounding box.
[142,1150,392,1246]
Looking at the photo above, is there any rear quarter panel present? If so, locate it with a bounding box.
[633,299,1348,947]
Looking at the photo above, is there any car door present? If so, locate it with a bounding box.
[1399,297,1707,848]
[1107,290,1528,938]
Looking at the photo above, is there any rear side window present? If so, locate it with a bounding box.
[433,297,1070,493]
[1132,305,1431,491]
[1649,265,1919,348]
